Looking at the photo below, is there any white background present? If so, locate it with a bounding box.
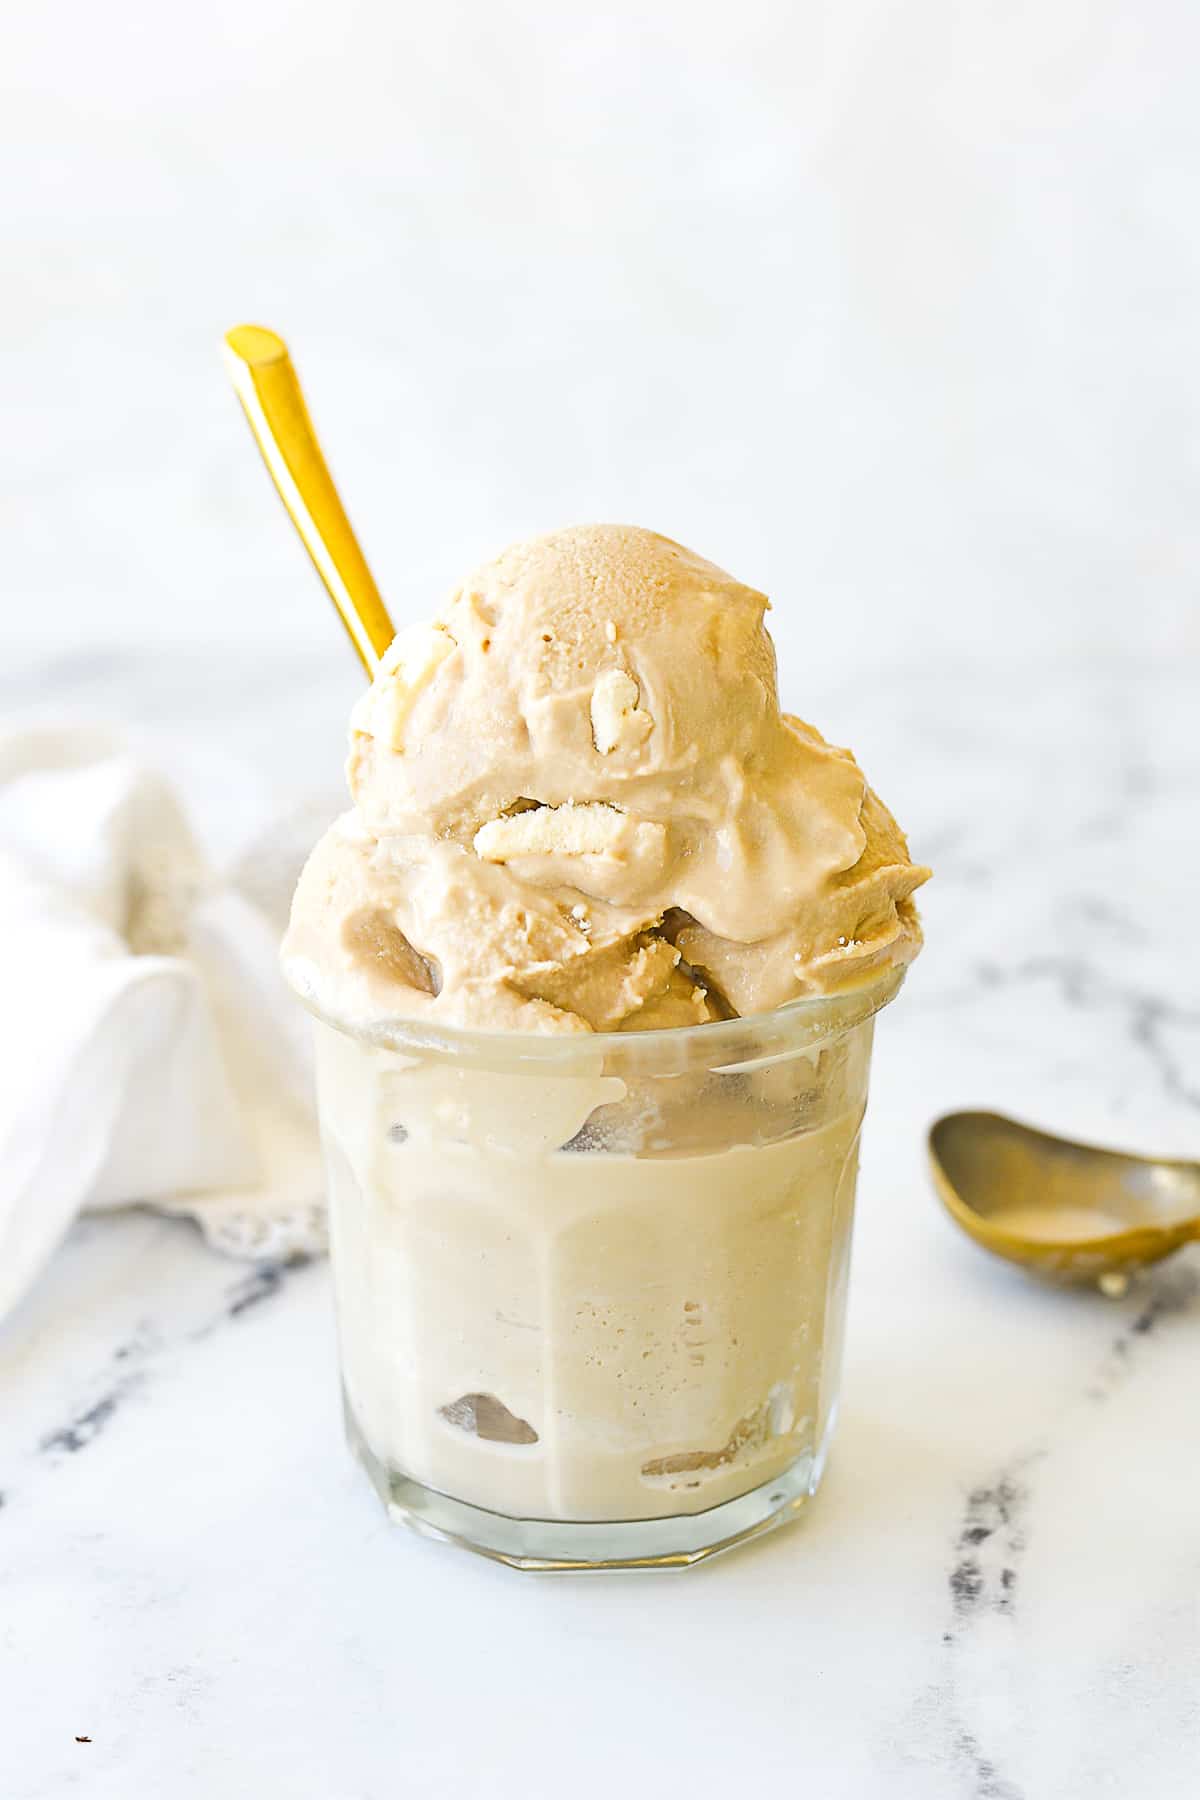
[4,0,1199,683]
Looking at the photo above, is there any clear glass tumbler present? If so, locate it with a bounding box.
[299,970,902,1570]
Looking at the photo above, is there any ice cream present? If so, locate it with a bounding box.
[285,523,928,1563]
[284,524,929,1037]
[314,1004,876,1528]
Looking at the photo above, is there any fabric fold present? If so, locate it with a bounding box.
[0,728,326,1323]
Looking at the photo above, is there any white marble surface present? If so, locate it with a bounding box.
[1,650,1197,1799]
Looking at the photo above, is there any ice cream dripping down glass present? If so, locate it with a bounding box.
[225,325,928,1568]
[299,972,900,1569]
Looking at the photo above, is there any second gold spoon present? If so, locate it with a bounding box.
[930,1110,1200,1289]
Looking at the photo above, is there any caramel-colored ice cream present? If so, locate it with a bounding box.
[284,524,928,1033]
[287,523,928,1555]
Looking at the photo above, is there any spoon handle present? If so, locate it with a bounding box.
[223,325,395,676]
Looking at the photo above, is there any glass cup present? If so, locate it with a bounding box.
[297,969,903,1570]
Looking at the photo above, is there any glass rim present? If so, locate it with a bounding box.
[288,960,905,1072]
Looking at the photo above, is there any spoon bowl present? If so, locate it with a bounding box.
[929,1110,1200,1287]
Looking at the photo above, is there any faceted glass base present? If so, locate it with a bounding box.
[345,1395,830,1571]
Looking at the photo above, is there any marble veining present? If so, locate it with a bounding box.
[927,1259,1200,1800]
[1,652,1197,1799]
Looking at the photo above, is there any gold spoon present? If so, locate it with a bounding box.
[930,1110,1200,1291]
[223,324,395,674]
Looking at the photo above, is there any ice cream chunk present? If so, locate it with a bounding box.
[473,799,661,864]
[590,668,654,754]
[350,623,455,751]
[285,524,929,1034]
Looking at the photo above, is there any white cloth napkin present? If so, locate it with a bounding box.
[0,726,329,1323]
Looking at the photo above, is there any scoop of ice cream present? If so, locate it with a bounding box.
[285,524,929,1033]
